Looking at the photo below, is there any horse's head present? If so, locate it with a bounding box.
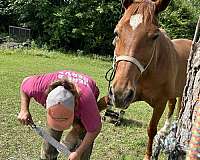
[110,0,170,109]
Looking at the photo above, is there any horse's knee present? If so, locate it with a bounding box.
[168,98,177,109]
[168,98,177,117]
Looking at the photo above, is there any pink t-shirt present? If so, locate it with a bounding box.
[21,70,101,132]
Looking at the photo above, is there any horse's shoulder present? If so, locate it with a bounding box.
[172,39,192,50]
[171,39,192,57]
[172,39,192,45]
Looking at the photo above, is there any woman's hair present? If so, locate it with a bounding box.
[46,78,80,107]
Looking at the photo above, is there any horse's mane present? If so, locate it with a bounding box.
[127,0,158,25]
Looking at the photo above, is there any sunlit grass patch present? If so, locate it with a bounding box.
[0,49,168,160]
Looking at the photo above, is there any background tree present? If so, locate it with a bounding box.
[0,0,199,55]
[0,0,17,33]
[174,19,200,159]
[159,0,199,39]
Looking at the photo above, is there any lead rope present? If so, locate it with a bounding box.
[105,55,116,92]
[104,0,124,91]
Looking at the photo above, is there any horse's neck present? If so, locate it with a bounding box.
[154,33,178,72]
[138,33,178,99]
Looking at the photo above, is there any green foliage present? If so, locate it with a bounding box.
[0,0,17,32]
[0,0,121,54]
[12,0,53,40]
[159,0,199,39]
[37,0,121,54]
[0,0,199,54]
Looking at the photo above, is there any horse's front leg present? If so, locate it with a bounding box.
[158,98,177,136]
[144,100,167,160]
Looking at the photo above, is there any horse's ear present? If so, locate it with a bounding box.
[153,0,171,13]
[121,0,133,10]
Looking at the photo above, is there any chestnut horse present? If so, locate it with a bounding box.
[109,0,192,159]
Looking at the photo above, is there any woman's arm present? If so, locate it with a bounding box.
[17,88,33,125]
[67,86,102,160]
[68,123,102,160]
[77,123,101,155]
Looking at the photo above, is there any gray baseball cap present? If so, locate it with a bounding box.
[46,86,75,111]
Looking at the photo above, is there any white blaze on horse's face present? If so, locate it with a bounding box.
[129,14,143,30]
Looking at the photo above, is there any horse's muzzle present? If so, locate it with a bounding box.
[109,87,135,109]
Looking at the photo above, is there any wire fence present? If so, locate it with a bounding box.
[9,26,31,43]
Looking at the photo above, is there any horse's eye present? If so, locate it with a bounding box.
[151,33,160,40]
[114,30,119,38]
[113,30,120,46]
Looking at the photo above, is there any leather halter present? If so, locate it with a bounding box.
[105,38,157,93]
[113,48,155,74]
[105,50,155,92]
[115,55,145,73]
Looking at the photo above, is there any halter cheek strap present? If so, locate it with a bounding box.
[115,55,145,73]
[106,49,155,92]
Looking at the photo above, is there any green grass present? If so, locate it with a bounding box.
[0,48,169,160]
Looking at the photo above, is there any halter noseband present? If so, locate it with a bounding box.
[105,50,155,92]
[115,55,145,73]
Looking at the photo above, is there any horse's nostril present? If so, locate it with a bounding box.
[127,89,134,101]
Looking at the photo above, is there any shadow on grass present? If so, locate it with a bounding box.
[120,118,144,127]
[104,117,144,128]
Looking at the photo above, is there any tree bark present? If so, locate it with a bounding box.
[175,39,200,159]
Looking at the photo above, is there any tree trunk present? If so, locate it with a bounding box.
[175,17,200,159]
[176,40,200,159]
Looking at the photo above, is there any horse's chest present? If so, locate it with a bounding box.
[137,83,166,104]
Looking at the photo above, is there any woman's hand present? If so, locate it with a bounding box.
[17,110,33,125]
[68,151,81,160]
[18,87,32,125]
